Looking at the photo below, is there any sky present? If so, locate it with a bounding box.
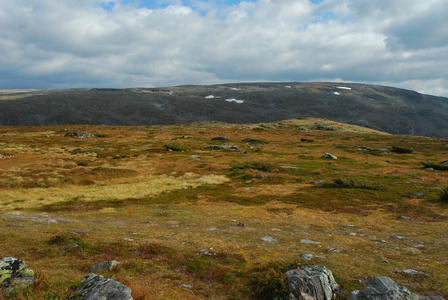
[1,0,447,96]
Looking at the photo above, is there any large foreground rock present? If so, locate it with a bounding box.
[348,276,418,300]
[286,265,341,300]
[75,273,133,300]
[0,257,35,289]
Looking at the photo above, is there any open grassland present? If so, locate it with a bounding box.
[0,118,447,299]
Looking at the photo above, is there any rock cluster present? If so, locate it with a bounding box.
[65,132,96,138]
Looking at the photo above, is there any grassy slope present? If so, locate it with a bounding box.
[0,118,447,299]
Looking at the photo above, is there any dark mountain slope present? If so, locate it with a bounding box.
[0,82,447,137]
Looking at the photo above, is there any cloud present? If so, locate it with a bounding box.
[0,0,447,97]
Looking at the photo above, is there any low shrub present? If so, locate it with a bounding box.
[438,186,448,203]
[422,162,448,171]
[391,146,413,154]
[326,178,384,191]
[251,260,298,300]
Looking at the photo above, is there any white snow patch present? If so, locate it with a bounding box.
[285,86,291,88]
[337,86,352,90]
[230,87,242,91]
[205,95,215,99]
[334,92,340,95]
[225,98,244,104]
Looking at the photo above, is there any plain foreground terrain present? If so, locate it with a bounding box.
[0,118,447,299]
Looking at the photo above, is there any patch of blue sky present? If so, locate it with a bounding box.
[309,0,324,4]
[117,0,256,10]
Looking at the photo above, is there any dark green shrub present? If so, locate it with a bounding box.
[422,162,448,171]
[327,178,384,191]
[300,138,314,143]
[391,146,413,154]
[251,260,298,300]
[438,186,448,203]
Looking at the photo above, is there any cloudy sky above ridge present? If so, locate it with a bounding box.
[1,0,447,96]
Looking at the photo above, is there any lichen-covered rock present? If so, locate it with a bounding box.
[75,273,133,300]
[0,257,35,288]
[287,265,341,300]
[348,276,418,300]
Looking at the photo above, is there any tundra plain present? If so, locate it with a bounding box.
[0,118,447,299]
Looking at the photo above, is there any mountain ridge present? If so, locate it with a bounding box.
[1,82,447,137]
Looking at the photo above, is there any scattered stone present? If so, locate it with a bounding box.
[322,153,337,160]
[287,265,341,300]
[123,238,135,242]
[89,261,120,272]
[400,216,411,220]
[237,223,246,227]
[212,137,230,141]
[349,233,357,236]
[190,155,201,159]
[394,269,426,276]
[261,236,279,243]
[395,236,406,240]
[66,231,84,235]
[65,132,96,138]
[207,145,240,150]
[75,273,133,300]
[300,239,321,245]
[348,276,417,300]
[206,227,217,231]
[440,159,448,164]
[312,180,325,185]
[180,283,193,289]
[2,214,60,223]
[414,192,425,198]
[0,257,36,289]
[197,249,214,256]
[327,248,342,253]
[299,253,314,260]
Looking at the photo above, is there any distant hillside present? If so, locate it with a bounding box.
[1,82,447,137]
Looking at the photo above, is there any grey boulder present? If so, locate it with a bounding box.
[0,257,35,289]
[287,265,341,300]
[75,273,133,300]
[348,276,418,300]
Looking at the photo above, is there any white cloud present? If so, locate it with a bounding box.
[0,0,447,96]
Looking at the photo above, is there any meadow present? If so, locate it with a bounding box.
[1,118,447,299]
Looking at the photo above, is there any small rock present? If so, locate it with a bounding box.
[212,137,230,141]
[261,236,279,243]
[395,236,406,240]
[300,239,321,245]
[400,216,411,220]
[327,248,342,253]
[89,261,120,272]
[206,227,217,231]
[414,192,425,198]
[349,233,357,236]
[237,223,246,227]
[190,155,201,159]
[299,253,314,260]
[322,153,337,160]
[123,238,135,242]
[180,283,193,289]
[394,269,426,276]
[312,180,325,185]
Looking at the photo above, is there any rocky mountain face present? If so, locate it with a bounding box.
[1,82,447,137]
